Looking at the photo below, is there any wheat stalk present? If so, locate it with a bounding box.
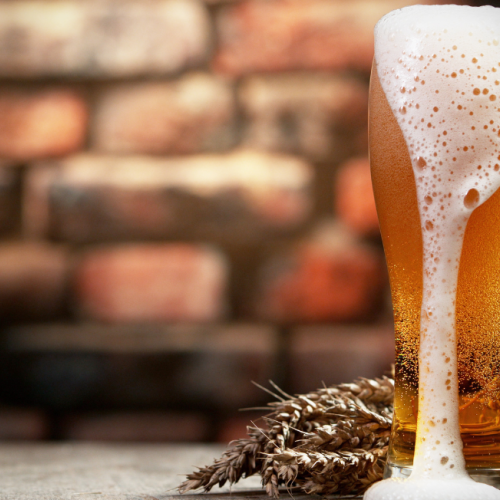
[179,374,394,497]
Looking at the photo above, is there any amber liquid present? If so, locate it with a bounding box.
[370,66,500,471]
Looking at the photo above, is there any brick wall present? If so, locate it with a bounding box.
[0,0,450,442]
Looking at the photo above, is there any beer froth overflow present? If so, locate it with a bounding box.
[366,5,500,500]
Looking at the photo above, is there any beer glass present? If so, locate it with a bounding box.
[370,33,500,487]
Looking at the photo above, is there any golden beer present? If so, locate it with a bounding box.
[370,66,500,477]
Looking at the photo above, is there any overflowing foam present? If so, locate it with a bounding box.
[366,5,500,500]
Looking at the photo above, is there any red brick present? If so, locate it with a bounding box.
[0,89,87,160]
[62,412,209,442]
[213,0,441,76]
[0,242,69,320]
[0,1,210,78]
[288,324,394,394]
[255,222,386,323]
[335,157,379,236]
[92,74,235,155]
[74,244,228,323]
[24,151,313,242]
[0,408,49,440]
[240,74,367,160]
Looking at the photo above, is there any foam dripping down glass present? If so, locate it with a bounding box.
[366,5,500,500]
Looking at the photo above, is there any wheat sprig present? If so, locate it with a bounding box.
[178,374,394,497]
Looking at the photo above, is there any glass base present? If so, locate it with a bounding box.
[384,463,500,488]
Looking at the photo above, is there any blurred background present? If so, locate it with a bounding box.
[0,0,493,444]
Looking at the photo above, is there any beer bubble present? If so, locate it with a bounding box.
[425,196,433,204]
[473,88,481,95]
[464,188,480,208]
[441,456,449,465]
[416,156,427,169]
[425,220,434,231]
[399,106,407,114]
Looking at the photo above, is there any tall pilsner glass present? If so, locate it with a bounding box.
[370,5,500,486]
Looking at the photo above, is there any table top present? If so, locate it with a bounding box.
[0,443,362,500]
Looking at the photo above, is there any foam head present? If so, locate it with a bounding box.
[375,4,500,214]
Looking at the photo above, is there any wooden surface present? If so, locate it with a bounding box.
[0,443,362,500]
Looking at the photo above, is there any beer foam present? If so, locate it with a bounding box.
[366,5,500,500]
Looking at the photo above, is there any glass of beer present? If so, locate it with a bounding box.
[370,4,500,487]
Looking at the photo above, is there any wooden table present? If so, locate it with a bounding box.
[0,443,362,500]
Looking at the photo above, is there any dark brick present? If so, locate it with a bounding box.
[216,413,263,443]
[0,165,20,235]
[4,323,279,411]
[288,324,394,394]
[24,152,313,243]
[62,411,209,442]
[0,407,48,440]
[0,242,69,321]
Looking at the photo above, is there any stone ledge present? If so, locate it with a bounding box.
[0,443,361,499]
